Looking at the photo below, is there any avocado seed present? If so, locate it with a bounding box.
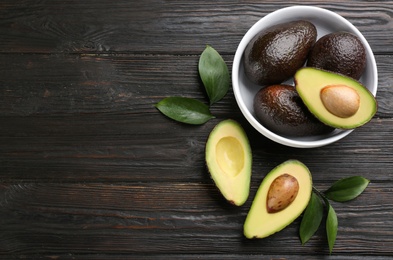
[267,173,299,213]
[320,84,360,118]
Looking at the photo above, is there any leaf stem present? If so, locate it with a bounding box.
[312,186,330,207]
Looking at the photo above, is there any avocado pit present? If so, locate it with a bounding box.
[267,173,299,213]
[320,84,360,118]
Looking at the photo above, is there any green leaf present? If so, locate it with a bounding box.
[324,176,370,202]
[155,97,214,125]
[326,203,338,253]
[198,45,230,105]
[299,192,324,245]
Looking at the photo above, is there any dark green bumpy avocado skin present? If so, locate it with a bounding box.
[244,20,317,86]
[307,32,366,80]
[253,85,334,137]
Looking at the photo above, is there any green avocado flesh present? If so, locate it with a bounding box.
[205,119,252,206]
[295,67,377,129]
[244,160,312,239]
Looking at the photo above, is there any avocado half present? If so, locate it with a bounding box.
[295,67,377,129]
[205,119,252,206]
[244,160,312,239]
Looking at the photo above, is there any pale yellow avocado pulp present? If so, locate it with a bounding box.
[205,119,252,206]
[244,160,312,239]
[295,67,377,129]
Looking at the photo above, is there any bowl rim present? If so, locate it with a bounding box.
[232,5,378,148]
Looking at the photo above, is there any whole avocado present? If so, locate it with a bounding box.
[307,32,366,80]
[244,20,317,86]
[253,85,333,137]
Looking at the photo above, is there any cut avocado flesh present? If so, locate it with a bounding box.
[244,160,312,239]
[205,119,252,206]
[295,67,377,129]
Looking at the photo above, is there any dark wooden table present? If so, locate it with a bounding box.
[1,1,393,259]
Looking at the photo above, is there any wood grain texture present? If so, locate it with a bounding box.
[0,182,392,256]
[1,0,393,259]
[0,54,392,116]
[0,0,392,54]
[1,114,393,183]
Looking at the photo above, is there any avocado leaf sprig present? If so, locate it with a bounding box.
[156,45,229,124]
[300,176,370,253]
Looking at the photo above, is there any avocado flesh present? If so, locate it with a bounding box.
[295,67,377,129]
[244,160,312,239]
[205,119,252,206]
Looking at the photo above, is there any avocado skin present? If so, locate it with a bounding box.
[244,20,317,86]
[307,32,366,80]
[253,85,333,137]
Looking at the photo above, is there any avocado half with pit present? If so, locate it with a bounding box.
[295,67,377,129]
[205,119,252,206]
[244,160,312,239]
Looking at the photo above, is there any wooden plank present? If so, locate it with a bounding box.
[0,1,392,54]
[0,54,391,117]
[11,255,387,260]
[0,113,392,183]
[0,182,391,256]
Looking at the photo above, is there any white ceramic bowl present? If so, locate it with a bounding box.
[232,6,378,148]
